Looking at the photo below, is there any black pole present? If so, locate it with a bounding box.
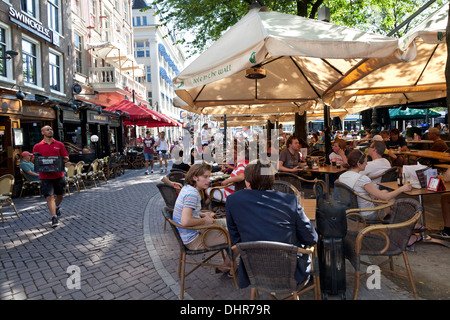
[324,104,332,156]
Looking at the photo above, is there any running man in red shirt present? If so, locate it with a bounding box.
[33,126,69,228]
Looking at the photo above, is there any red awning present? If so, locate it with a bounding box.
[104,100,168,126]
[147,110,184,127]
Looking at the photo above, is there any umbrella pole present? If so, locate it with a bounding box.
[324,104,332,157]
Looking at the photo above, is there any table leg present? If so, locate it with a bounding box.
[417,195,450,249]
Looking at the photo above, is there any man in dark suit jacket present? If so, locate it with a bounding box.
[226,162,317,288]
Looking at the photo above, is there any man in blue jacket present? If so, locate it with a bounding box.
[226,161,317,288]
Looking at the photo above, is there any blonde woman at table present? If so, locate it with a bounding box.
[339,150,424,247]
[172,163,233,273]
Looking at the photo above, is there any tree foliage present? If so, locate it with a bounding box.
[147,0,445,57]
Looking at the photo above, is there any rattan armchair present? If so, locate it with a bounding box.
[19,168,41,197]
[0,174,20,223]
[65,163,79,196]
[334,181,394,224]
[166,171,185,185]
[157,183,181,230]
[234,241,321,300]
[369,167,398,185]
[81,159,99,188]
[74,161,86,191]
[344,198,423,300]
[162,206,238,299]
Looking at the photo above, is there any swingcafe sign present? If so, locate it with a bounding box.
[9,7,60,47]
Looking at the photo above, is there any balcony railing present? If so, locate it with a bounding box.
[89,67,146,98]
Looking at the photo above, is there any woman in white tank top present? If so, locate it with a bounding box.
[156,132,169,172]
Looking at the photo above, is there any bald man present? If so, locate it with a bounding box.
[33,126,69,228]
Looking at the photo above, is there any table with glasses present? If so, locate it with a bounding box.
[378,180,450,248]
[303,164,346,191]
[401,150,450,162]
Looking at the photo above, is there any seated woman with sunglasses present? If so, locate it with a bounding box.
[338,150,424,247]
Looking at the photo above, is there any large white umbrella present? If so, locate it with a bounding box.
[325,3,448,110]
[173,6,408,116]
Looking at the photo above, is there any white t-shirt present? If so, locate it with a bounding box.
[201,128,211,145]
[360,158,391,185]
[338,171,377,218]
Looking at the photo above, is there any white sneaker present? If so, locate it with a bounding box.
[150,170,154,173]
[145,170,149,175]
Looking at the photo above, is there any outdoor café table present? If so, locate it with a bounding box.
[433,164,450,170]
[378,180,450,248]
[302,198,316,221]
[402,150,450,162]
[303,164,346,191]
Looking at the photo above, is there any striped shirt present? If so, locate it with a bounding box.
[173,185,202,244]
[224,160,249,198]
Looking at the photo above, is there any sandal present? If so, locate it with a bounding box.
[407,234,424,247]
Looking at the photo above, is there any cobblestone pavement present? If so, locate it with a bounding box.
[1,164,447,301]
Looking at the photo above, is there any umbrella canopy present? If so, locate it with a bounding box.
[173,7,404,116]
[388,107,441,120]
[326,3,448,111]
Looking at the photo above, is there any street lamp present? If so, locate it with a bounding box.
[91,134,99,158]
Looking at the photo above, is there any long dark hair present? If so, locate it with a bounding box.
[344,150,366,169]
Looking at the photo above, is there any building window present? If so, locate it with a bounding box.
[136,50,144,58]
[142,16,147,25]
[0,28,6,77]
[136,17,141,26]
[22,39,37,85]
[21,0,37,18]
[74,33,82,74]
[48,0,60,33]
[49,51,61,91]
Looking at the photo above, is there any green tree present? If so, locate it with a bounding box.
[148,0,445,56]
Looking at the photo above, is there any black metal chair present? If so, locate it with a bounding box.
[166,171,185,185]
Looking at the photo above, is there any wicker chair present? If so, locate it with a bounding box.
[166,171,185,185]
[275,172,316,198]
[333,181,393,224]
[157,183,181,230]
[208,180,246,205]
[81,159,99,188]
[162,206,238,299]
[0,174,20,223]
[344,198,423,300]
[19,168,41,197]
[65,163,79,196]
[273,180,300,196]
[234,241,321,300]
[369,167,398,185]
[74,161,86,190]
[96,159,108,184]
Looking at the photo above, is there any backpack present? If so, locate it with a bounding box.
[314,182,347,238]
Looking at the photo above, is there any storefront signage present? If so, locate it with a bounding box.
[63,110,81,122]
[9,7,58,47]
[87,110,109,124]
[22,105,55,119]
[109,117,120,127]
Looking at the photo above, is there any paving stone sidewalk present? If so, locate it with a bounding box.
[0,165,421,301]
